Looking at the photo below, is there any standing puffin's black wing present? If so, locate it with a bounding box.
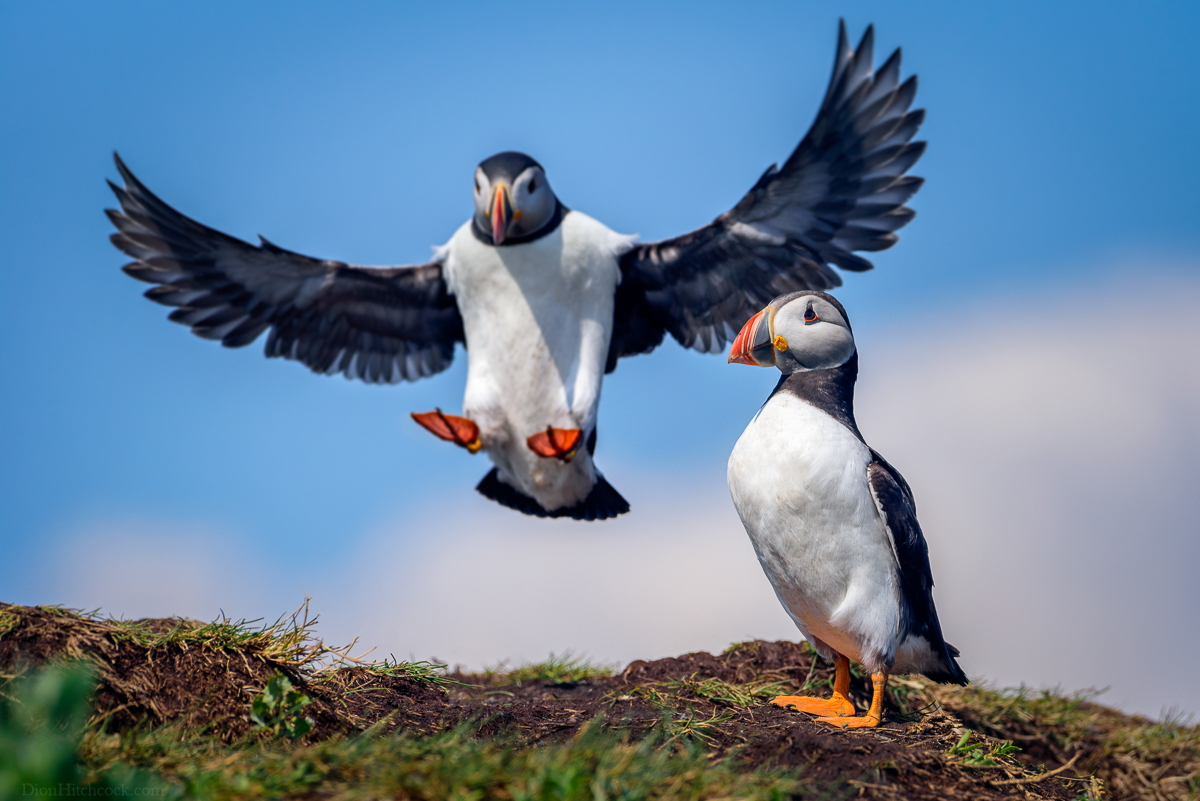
[107,153,464,384]
[867,450,968,685]
[608,21,924,369]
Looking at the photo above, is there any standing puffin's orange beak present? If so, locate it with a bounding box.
[488,183,518,245]
[728,307,777,367]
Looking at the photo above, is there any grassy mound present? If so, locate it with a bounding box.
[2,602,1194,800]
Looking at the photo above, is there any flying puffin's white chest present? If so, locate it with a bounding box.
[440,212,633,508]
[727,391,901,663]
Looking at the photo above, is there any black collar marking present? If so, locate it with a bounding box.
[768,350,864,443]
[471,200,569,247]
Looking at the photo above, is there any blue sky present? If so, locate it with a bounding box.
[2,2,1199,715]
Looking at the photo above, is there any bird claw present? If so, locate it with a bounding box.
[411,409,482,452]
[526,427,582,461]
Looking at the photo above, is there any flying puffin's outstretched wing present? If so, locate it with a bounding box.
[608,22,923,369]
[107,154,464,384]
[866,450,968,685]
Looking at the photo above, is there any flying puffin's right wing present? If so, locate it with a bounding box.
[866,450,967,685]
[609,22,923,369]
[107,154,464,384]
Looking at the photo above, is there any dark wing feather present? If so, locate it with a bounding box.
[867,451,967,685]
[107,153,464,384]
[610,21,924,367]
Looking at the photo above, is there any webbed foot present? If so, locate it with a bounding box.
[412,409,482,453]
[769,694,855,718]
[526,427,582,461]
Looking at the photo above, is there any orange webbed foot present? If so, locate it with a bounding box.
[526,427,582,461]
[769,694,855,718]
[815,711,881,729]
[815,671,887,730]
[411,409,482,453]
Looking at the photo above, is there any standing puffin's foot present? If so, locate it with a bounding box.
[526,427,582,462]
[770,653,856,718]
[816,672,887,729]
[769,694,855,717]
[411,409,482,453]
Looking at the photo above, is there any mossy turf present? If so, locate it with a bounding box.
[1,602,1194,800]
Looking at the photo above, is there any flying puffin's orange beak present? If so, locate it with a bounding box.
[488,183,519,245]
[728,308,776,367]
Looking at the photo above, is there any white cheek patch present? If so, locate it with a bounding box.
[797,323,855,369]
[774,300,855,370]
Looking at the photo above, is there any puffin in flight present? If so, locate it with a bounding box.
[107,22,925,521]
[726,291,967,728]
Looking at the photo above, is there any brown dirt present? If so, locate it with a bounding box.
[0,603,1122,799]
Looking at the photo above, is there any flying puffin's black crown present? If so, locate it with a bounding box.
[478,151,543,179]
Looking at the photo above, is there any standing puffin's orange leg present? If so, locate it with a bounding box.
[769,652,856,718]
[526,427,582,462]
[817,671,886,729]
[411,409,482,453]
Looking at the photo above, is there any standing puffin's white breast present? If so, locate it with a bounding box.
[440,212,634,510]
[727,392,902,667]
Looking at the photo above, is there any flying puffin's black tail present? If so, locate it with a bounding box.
[475,469,630,521]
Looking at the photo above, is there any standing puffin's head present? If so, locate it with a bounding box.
[473,151,559,246]
[728,291,855,374]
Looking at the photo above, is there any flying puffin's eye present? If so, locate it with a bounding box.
[474,180,481,194]
[804,302,819,323]
[528,177,538,193]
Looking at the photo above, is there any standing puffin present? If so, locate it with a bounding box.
[726,291,966,728]
[107,22,925,521]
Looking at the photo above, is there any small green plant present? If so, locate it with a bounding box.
[0,661,175,798]
[947,731,1022,767]
[250,674,313,739]
[0,660,94,795]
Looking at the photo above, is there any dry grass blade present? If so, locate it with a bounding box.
[993,752,1081,786]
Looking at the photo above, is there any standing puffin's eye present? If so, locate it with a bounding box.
[474,179,481,194]
[528,177,538,193]
[804,302,818,323]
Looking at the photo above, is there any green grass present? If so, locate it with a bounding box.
[931,680,1199,800]
[81,714,805,801]
[663,674,792,708]
[1,601,347,678]
[332,655,461,688]
[8,656,811,801]
[106,606,338,669]
[490,652,616,687]
[6,602,1195,801]
[943,682,1107,751]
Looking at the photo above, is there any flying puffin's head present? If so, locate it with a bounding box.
[472,151,559,246]
[727,291,855,374]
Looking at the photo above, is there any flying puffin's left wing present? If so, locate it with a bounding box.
[608,22,923,370]
[107,153,464,384]
[866,450,967,684]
